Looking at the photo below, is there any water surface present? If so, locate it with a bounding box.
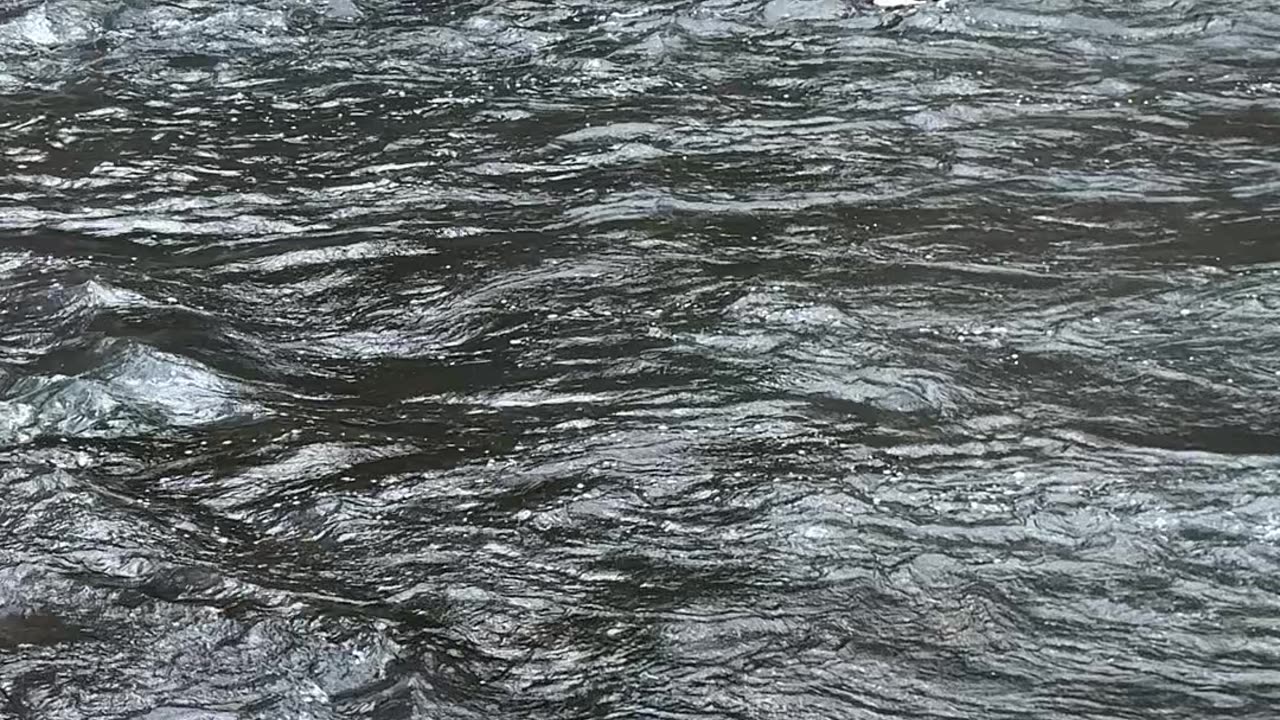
[2,1,1280,718]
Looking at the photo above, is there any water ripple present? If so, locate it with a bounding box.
[2,0,1280,718]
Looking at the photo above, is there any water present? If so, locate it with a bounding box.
[1,0,1279,717]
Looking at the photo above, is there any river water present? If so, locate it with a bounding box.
[1,0,1279,718]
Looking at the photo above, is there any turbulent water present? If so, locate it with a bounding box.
[1,0,1279,718]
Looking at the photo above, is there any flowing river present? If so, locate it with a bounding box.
[1,1,1279,718]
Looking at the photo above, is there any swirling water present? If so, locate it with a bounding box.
[2,0,1280,718]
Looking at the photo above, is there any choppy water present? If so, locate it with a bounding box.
[2,0,1280,718]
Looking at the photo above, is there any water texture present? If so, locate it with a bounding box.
[2,0,1279,718]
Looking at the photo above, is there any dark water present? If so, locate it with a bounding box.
[2,0,1280,718]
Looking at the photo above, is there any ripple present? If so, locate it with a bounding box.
[0,339,259,443]
[3,0,1280,717]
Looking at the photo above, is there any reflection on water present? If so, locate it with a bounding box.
[2,0,1280,718]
